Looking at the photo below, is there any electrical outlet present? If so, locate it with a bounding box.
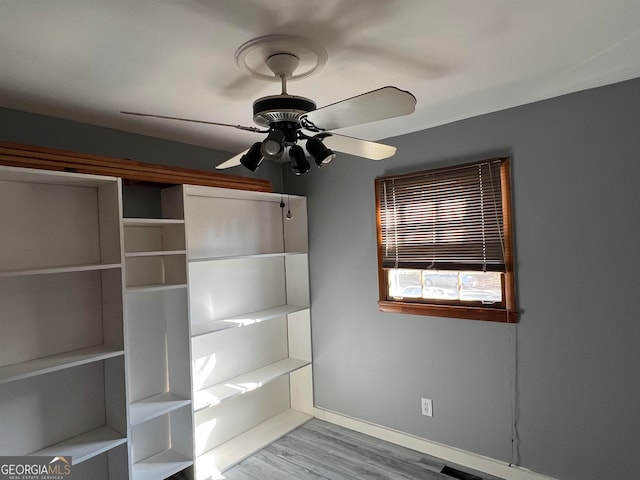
[421,397,433,417]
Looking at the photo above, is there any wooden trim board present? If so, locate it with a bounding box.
[313,408,558,480]
[0,141,272,192]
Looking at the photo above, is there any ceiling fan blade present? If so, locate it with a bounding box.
[217,74,265,100]
[343,44,450,79]
[216,149,247,169]
[319,133,396,160]
[301,86,416,131]
[121,111,265,133]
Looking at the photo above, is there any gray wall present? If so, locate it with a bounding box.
[0,107,283,191]
[285,77,640,480]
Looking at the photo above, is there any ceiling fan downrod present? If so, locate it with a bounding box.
[265,53,299,94]
[251,53,317,130]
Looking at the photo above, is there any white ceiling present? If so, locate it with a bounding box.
[1,0,640,160]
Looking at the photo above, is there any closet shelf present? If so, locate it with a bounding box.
[0,165,118,186]
[125,250,186,258]
[0,262,121,278]
[28,426,127,465]
[124,218,185,226]
[126,283,187,293]
[194,358,310,412]
[132,448,193,480]
[195,409,312,478]
[189,251,306,263]
[191,304,309,337]
[129,392,192,426]
[0,345,124,385]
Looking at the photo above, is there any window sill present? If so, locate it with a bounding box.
[378,300,519,323]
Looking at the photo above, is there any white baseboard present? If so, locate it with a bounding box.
[313,408,556,480]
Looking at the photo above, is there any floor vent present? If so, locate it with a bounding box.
[440,465,485,480]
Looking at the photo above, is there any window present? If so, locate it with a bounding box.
[375,157,517,322]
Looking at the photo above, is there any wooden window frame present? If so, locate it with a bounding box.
[375,157,518,323]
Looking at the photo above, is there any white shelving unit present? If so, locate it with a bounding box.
[0,166,313,480]
[184,186,313,480]
[0,166,128,478]
[123,185,194,480]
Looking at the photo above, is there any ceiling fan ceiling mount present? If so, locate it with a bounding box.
[234,34,328,82]
[265,53,300,79]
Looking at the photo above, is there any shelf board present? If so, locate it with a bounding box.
[133,449,193,480]
[125,250,186,258]
[189,252,306,263]
[194,358,310,411]
[124,218,185,226]
[126,283,187,293]
[130,392,192,426]
[0,345,125,385]
[0,165,118,187]
[28,426,127,465]
[191,304,309,337]
[0,262,121,278]
[196,409,312,477]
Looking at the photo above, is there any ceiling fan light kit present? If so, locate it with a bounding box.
[240,142,264,172]
[121,34,417,175]
[260,129,286,159]
[306,137,336,167]
[289,144,311,175]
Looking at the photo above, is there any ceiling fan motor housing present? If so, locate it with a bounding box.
[253,94,316,128]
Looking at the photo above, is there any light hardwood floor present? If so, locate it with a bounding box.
[222,419,500,480]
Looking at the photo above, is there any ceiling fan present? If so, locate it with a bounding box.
[122,35,417,175]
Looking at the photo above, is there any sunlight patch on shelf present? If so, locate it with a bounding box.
[195,391,222,410]
[225,381,261,394]
[204,293,216,319]
[193,353,217,391]
[197,454,225,480]
[221,317,261,327]
[195,416,218,453]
